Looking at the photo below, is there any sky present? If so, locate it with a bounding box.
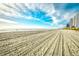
[0,3,79,29]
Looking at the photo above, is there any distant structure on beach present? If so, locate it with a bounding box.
[67,13,79,28]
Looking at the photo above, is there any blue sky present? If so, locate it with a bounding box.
[0,3,79,29]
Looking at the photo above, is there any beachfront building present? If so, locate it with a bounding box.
[69,13,79,28]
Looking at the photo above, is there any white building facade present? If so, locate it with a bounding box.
[69,13,79,28]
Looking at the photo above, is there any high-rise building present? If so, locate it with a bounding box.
[69,13,79,28]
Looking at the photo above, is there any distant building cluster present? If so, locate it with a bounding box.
[66,13,79,28]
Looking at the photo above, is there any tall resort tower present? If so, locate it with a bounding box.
[69,13,79,28]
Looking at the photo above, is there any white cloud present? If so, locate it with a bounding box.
[24,3,56,17]
[0,18,18,24]
[40,4,56,16]
[0,18,51,30]
[0,4,54,29]
[63,10,77,20]
[63,12,74,20]
[58,24,66,28]
[52,24,66,29]
[51,16,60,25]
[0,23,50,30]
